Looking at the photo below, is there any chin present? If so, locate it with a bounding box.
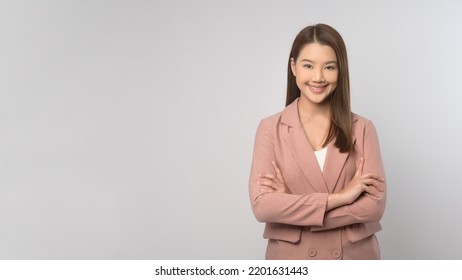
[302,92,331,104]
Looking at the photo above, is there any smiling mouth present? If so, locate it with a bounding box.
[308,84,328,94]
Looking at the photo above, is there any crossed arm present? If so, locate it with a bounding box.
[258,158,384,210]
[249,120,386,230]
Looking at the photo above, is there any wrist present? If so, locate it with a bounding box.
[326,193,345,211]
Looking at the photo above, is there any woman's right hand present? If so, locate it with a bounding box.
[338,158,384,205]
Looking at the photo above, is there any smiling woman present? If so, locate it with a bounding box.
[291,44,338,103]
[249,24,386,260]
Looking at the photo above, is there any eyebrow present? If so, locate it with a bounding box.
[300,59,338,64]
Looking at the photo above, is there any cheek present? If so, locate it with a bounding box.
[295,75,307,88]
[327,71,339,84]
[295,69,312,83]
[330,81,338,91]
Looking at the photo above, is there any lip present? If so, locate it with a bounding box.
[308,84,328,94]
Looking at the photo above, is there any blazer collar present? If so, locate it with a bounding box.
[281,98,357,193]
[280,98,303,128]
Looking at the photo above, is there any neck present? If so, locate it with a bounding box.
[297,95,331,122]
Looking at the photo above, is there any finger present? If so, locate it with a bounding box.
[363,185,381,198]
[355,158,364,177]
[361,173,385,182]
[365,193,381,199]
[360,177,383,190]
[259,186,275,193]
[361,179,384,191]
[358,177,383,185]
[257,179,276,188]
[259,173,275,180]
[272,161,285,182]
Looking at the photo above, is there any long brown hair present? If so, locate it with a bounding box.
[286,23,353,153]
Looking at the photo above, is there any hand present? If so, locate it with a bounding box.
[257,161,291,194]
[339,158,384,205]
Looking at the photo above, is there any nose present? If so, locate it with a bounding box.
[313,68,325,83]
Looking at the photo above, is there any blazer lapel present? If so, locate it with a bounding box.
[281,98,328,193]
[286,127,329,193]
[323,136,356,193]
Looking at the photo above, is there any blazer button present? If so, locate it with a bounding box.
[333,250,341,259]
[308,248,317,257]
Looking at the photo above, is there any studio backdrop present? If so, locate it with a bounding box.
[1,0,461,259]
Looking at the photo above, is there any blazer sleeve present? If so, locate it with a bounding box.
[311,120,387,231]
[249,118,328,226]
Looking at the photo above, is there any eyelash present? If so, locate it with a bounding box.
[303,64,337,70]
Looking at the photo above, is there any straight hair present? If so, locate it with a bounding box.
[286,23,353,153]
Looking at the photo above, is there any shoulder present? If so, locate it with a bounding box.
[259,99,300,129]
[352,112,374,131]
[254,105,292,140]
[252,110,285,145]
[255,111,283,140]
[259,110,284,127]
[351,113,381,144]
[352,112,371,124]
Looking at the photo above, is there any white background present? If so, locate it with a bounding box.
[1,0,461,259]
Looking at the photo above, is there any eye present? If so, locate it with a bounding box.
[325,65,337,70]
[303,64,313,69]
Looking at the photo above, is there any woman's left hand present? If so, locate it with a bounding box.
[257,161,291,194]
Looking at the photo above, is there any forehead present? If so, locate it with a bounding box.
[297,43,337,62]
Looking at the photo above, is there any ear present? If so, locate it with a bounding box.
[290,57,296,77]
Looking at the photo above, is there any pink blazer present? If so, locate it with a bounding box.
[249,99,386,259]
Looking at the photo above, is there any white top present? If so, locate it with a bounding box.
[314,146,328,172]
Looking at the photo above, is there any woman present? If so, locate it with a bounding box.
[249,24,386,260]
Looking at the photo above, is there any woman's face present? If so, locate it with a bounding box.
[291,43,338,105]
